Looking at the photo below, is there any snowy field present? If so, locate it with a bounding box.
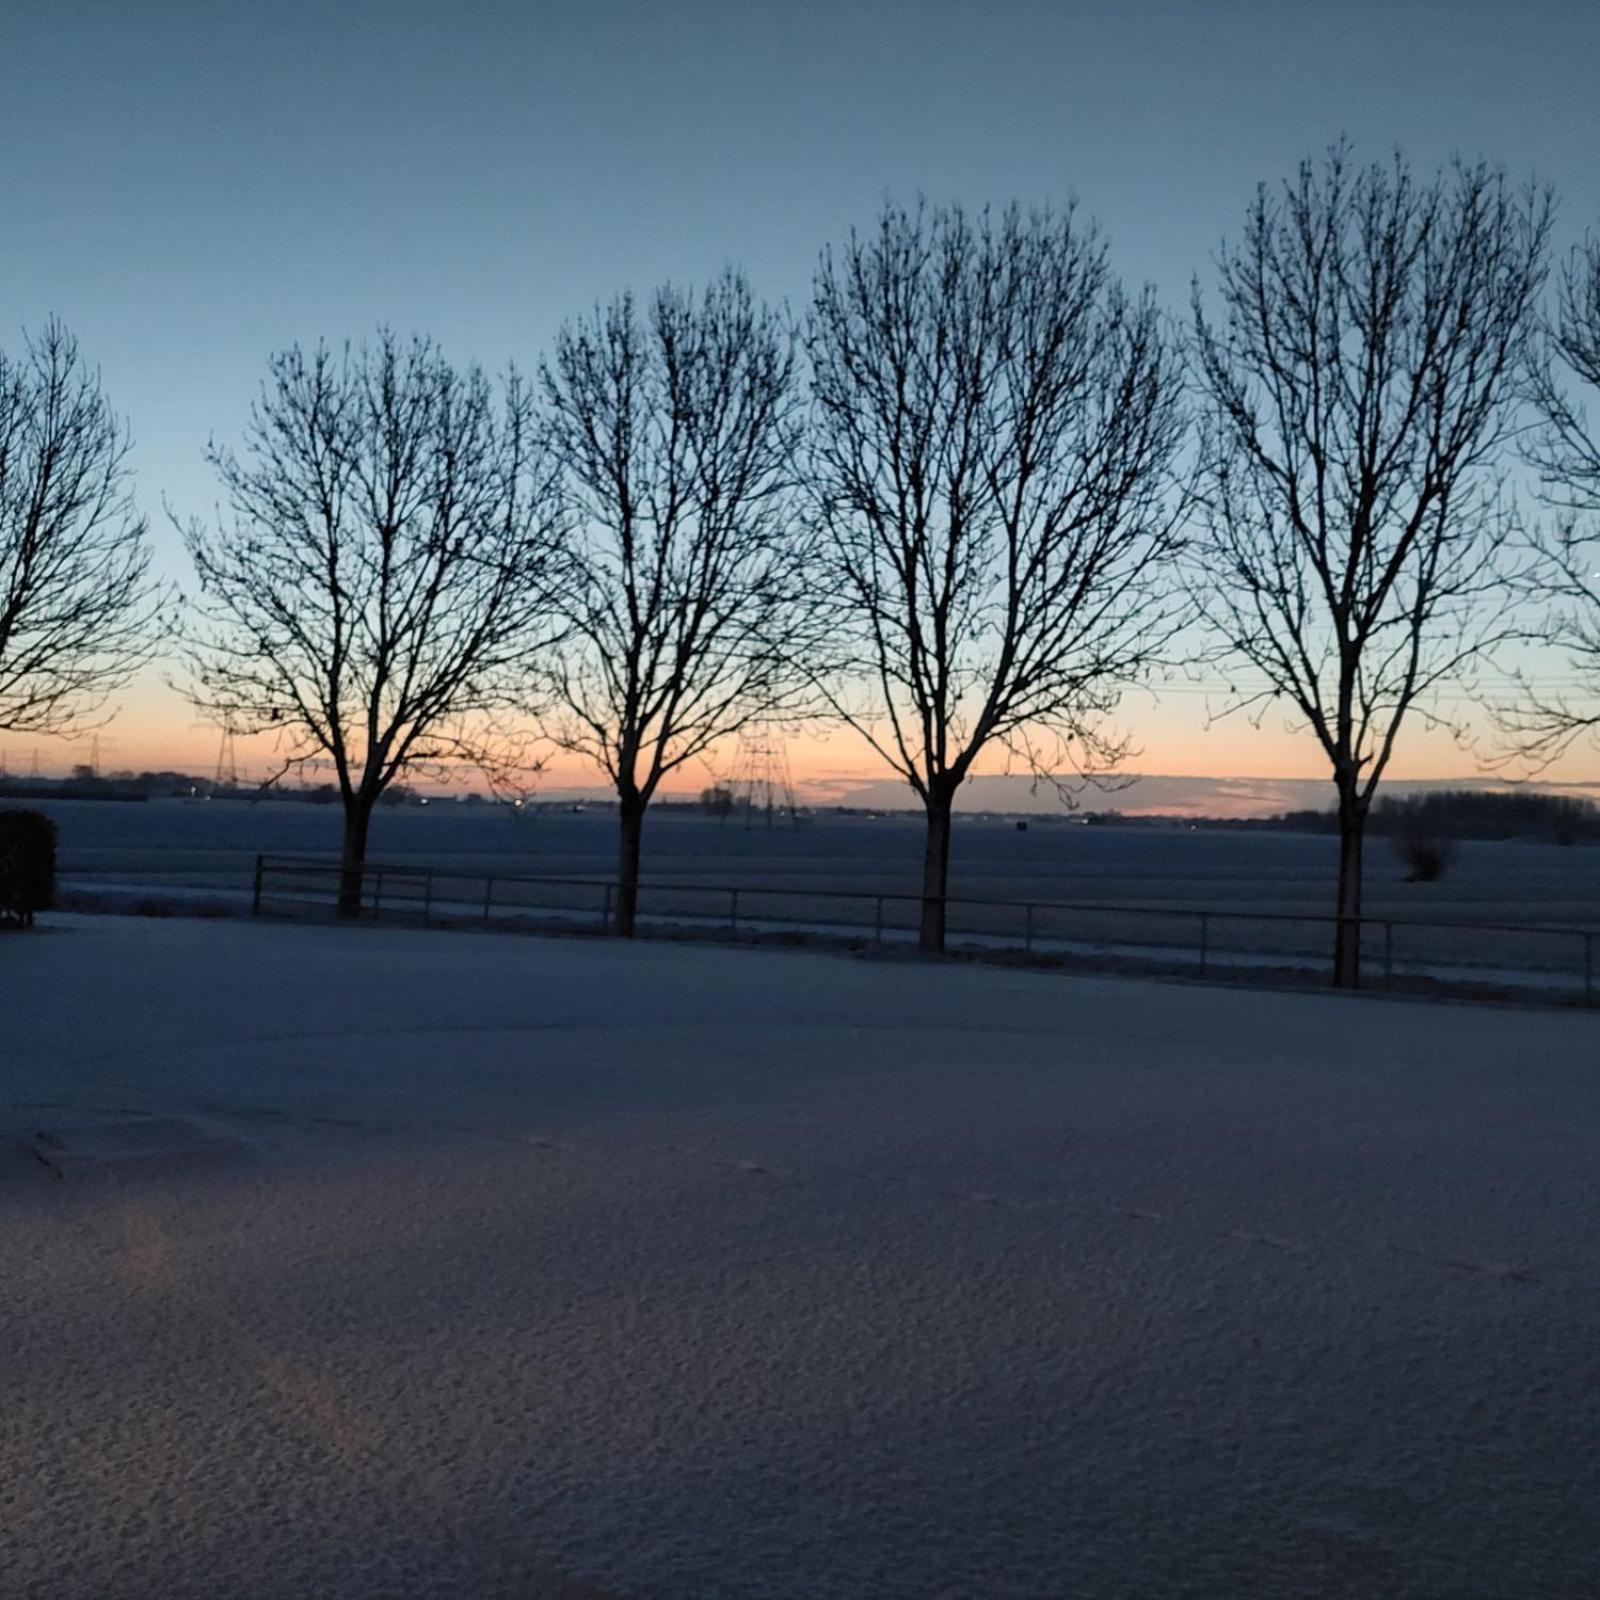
[27,795,1600,926]
[25,797,1600,996]
[3,915,1598,1599]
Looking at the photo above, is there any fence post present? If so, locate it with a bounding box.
[251,854,264,917]
[1384,921,1394,990]
[1198,912,1209,978]
[874,896,884,944]
[602,882,613,935]
[729,887,740,938]
[423,869,433,927]
[1024,903,1034,953]
[1585,932,1594,1009]
[482,876,494,925]
[373,869,384,920]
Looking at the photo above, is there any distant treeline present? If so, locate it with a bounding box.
[1226,790,1600,844]
[0,770,431,806]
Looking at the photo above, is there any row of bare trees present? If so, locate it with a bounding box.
[4,147,1598,984]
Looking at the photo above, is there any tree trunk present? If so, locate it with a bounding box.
[919,792,954,955]
[615,793,645,938]
[1332,800,1366,989]
[337,799,373,919]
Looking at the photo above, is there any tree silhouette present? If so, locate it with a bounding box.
[540,271,809,937]
[1502,235,1600,763]
[807,201,1186,953]
[0,320,164,734]
[1191,147,1550,987]
[181,332,564,915]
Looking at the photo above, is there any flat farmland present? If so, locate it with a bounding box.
[25,798,1600,983]
[25,795,1600,917]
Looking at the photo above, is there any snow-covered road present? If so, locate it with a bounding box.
[3,915,1596,1598]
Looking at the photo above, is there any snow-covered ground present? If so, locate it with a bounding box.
[3,915,1597,1598]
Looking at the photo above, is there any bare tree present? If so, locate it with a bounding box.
[539,271,808,937]
[0,320,164,734]
[1191,147,1550,987]
[181,332,565,915]
[1502,236,1600,762]
[807,201,1187,954]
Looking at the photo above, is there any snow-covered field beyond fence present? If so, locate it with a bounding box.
[3,915,1597,1598]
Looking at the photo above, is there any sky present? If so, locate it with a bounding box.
[3,0,1599,807]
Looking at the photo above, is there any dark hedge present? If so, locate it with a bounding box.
[0,809,57,926]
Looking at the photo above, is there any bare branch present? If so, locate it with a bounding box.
[0,320,167,734]
[1501,234,1600,764]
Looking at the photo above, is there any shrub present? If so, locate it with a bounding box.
[0,810,57,926]
[1386,798,1458,884]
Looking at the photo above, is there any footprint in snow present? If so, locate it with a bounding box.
[1446,1258,1538,1283]
[1228,1228,1302,1253]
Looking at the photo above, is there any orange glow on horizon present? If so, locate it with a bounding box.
[5,674,1597,806]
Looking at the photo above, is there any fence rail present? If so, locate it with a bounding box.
[251,853,1599,1006]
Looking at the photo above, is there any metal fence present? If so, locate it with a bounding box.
[251,853,1599,1006]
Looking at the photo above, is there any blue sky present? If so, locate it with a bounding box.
[3,0,1598,786]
